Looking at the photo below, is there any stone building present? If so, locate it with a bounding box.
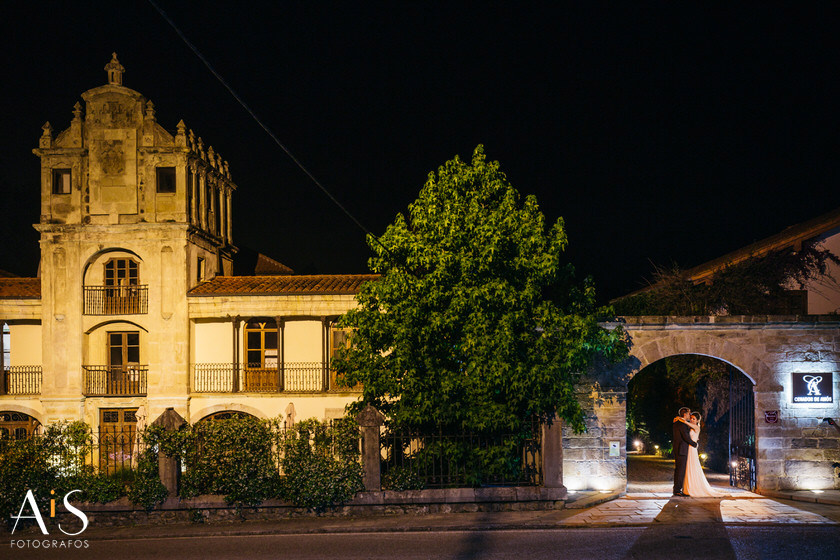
[0,55,369,438]
[1,55,837,494]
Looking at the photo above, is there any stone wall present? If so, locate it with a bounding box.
[563,316,840,493]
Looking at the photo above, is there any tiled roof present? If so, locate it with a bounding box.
[188,275,378,296]
[0,278,41,299]
[684,206,840,284]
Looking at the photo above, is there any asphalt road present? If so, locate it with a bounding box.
[7,526,840,560]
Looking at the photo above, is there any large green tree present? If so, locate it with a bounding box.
[334,146,627,433]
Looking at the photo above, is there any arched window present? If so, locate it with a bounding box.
[0,411,40,439]
[199,411,257,422]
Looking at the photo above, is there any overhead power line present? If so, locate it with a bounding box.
[146,0,393,260]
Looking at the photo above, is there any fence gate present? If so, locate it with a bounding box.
[729,364,756,491]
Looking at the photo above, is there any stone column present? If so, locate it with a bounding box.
[276,317,285,392]
[321,317,328,392]
[356,405,385,492]
[198,171,207,230]
[542,414,565,489]
[151,408,187,499]
[232,316,240,392]
[225,189,233,244]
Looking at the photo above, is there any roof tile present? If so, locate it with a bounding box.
[0,278,41,299]
[187,274,378,296]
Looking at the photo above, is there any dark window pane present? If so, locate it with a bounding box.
[127,333,139,346]
[247,331,261,349]
[52,169,71,194]
[110,347,123,366]
[127,346,139,363]
[264,331,277,349]
[247,351,261,365]
[156,167,176,193]
[103,411,118,423]
[123,410,137,422]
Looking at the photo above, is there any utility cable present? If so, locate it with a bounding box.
[146,0,396,262]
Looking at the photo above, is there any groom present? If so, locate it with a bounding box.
[673,406,698,497]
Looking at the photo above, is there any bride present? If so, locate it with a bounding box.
[682,412,720,497]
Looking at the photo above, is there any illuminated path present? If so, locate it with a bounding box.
[562,493,837,525]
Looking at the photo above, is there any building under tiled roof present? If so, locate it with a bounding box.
[0,278,41,299]
[188,274,378,296]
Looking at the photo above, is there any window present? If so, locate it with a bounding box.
[108,331,140,369]
[197,257,205,283]
[0,411,40,440]
[156,166,176,193]
[200,411,256,422]
[244,319,278,391]
[104,259,139,287]
[330,327,358,390]
[52,168,71,194]
[245,319,278,368]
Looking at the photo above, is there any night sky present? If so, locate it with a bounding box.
[1,3,838,302]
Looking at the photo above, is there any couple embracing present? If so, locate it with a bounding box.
[673,406,719,498]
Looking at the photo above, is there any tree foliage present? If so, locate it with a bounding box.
[334,146,628,434]
[613,240,840,316]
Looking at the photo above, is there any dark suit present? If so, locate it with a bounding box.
[673,419,697,494]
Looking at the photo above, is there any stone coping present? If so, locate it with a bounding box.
[75,487,567,513]
[607,315,840,327]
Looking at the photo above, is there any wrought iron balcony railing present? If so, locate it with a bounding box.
[1,366,42,395]
[83,285,148,315]
[191,362,358,394]
[83,365,147,396]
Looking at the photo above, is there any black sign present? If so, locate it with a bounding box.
[792,372,834,404]
[764,410,779,423]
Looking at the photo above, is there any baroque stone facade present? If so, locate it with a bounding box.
[0,55,366,433]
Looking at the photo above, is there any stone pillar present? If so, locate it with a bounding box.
[151,408,187,499]
[321,317,328,392]
[225,189,233,244]
[542,414,565,489]
[232,316,240,392]
[199,171,208,230]
[0,321,5,395]
[356,405,385,492]
[276,317,285,392]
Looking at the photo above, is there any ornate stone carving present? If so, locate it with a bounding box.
[99,140,125,175]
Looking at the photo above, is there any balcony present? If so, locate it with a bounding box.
[83,285,148,315]
[192,362,358,394]
[1,366,42,395]
[83,365,147,396]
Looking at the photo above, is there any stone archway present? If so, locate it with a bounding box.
[625,353,755,492]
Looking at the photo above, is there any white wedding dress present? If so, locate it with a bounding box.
[683,425,719,497]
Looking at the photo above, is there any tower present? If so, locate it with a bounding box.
[32,54,237,422]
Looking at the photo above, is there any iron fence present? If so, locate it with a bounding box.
[380,425,542,489]
[83,365,148,396]
[0,426,143,483]
[83,285,148,315]
[1,366,42,395]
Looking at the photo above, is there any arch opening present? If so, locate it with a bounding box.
[626,353,756,493]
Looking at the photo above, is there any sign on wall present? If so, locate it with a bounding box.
[791,372,834,404]
[764,410,779,423]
